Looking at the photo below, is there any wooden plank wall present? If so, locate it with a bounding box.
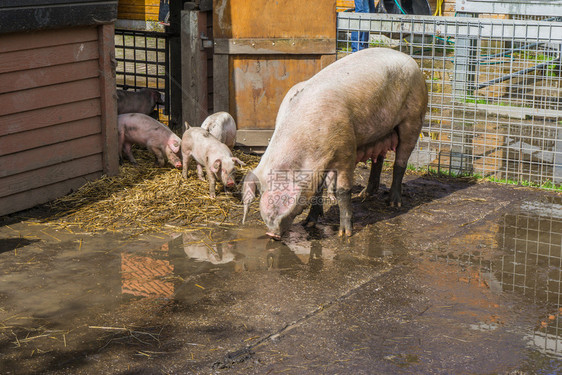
[0,26,118,216]
[118,0,160,21]
[213,0,336,135]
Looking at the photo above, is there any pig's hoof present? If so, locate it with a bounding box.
[303,220,317,228]
[358,188,372,199]
[338,228,353,237]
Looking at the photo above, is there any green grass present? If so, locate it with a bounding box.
[404,164,562,191]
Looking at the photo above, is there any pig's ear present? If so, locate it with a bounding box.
[152,90,164,104]
[168,139,180,153]
[242,171,259,224]
[184,121,190,130]
[232,157,246,166]
[211,159,221,173]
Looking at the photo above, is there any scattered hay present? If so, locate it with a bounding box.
[46,149,261,235]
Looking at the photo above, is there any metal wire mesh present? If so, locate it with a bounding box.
[499,197,562,356]
[337,13,562,189]
[114,29,170,124]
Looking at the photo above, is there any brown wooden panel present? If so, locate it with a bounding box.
[214,38,335,55]
[0,172,102,217]
[0,60,100,95]
[0,27,98,54]
[0,78,100,117]
[0,154,103,199]
[98,24,119,176]
[0,134,103,178]
[0,117,101,156]
[236,129,274,147]
[0,40,99,74]
[214,0,336,39]
[0,99,101,137]
[230,56,322,130]
[182,10,211,128]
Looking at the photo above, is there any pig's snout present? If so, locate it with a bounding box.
[266,232,282,241]
[226,180,235,188]
[174,161,182,169]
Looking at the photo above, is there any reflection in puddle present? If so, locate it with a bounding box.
[118,225,339,301]
[121,252,174,299]
[498,197,562,358]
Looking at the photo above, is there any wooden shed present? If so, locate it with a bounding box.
[182,0,337,151]
[0,0,119,216]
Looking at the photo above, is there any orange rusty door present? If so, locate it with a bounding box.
[212,0,336,149]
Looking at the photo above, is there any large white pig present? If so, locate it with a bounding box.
[242,48,428,239]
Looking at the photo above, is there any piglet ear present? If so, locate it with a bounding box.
[153,90,164,104]
[242,171,259,224]
[232,157,246,166]
[168,138,180,153]
[211,159,221,173]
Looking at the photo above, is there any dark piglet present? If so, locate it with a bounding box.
[118,113,182,168]
[117,88,164,115]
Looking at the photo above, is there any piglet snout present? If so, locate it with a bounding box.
[266,232,282,241]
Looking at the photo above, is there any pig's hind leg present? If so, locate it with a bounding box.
[181,150,192,179]
[303,188,324,228]
[390,118,422,207]
[123,143,138,166]
[359,154,384,198]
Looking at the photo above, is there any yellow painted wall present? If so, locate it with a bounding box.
[118,0,161,21]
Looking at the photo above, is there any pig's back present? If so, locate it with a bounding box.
[277,48,426,144]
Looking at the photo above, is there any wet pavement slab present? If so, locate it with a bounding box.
[2,173,562,374]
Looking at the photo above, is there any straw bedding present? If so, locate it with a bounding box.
[47,148,261,235]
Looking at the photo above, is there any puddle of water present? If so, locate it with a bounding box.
[3,193,562,373]
[426,195,562,363]
[499,197,562,360]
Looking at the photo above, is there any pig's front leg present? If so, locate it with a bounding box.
[197,164,205,181]
[206,166,217,198]
[335,168,354,237]
[151,146,166,167]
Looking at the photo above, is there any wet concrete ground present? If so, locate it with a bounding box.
[2,169,562,374]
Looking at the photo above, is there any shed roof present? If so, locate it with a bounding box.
[0,0,118,34]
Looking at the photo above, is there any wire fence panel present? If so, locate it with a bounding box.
[114,29,170,124]
[337,13,562,189]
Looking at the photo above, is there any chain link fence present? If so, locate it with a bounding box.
[337,13,562,188]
